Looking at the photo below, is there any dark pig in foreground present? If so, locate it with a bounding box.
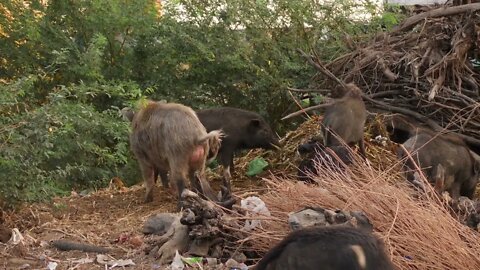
[196,107,280,190]
[126,101,223,207]
[397,129,480,199]
[254,225,395,270]
[322,83,367,158]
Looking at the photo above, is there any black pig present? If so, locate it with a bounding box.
[196,107,280,190]
[254,225,395,270]
[297,140,353,182]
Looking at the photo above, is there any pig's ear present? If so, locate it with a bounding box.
[474,160,480,175]
[250,119,261,127]
[121,107,135,122]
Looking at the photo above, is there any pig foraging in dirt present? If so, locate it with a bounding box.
[254,225,395,270]
[126,101,223,207]
[196,107,280,190]
[297,139,353,182]
[397,129,480,199]
[322,83,367,158]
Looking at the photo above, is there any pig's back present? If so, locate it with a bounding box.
[403,132,472,176]
[323,99,366,142]
[197,107,262,131]
[133,102,207,160]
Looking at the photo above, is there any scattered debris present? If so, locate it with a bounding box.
[51,239,110,253]
[46,261,58,270]
[96,254,135,268]
[240,196,271,232]
[170,251,184,270]
[449,196,480,231]
[0,224,11,243]
[143,213,179,236]
[9,228,24,245]
[288,207,373,231]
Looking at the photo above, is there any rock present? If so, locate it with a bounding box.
[143,213,178,235]
[288,207,372,231]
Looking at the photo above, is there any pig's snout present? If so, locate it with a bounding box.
[269,137,282,150]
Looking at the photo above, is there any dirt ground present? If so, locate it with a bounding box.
[0,169,267,270]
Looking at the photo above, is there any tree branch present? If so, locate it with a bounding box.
[393,3,480,33]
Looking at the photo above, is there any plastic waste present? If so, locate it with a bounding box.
[246,157,269,176]
[240,196,270,231]
[171,250,185,270]
[46,262,58,270]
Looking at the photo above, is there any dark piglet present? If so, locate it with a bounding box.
[322,83,367,158]
[397,129,480,199]
[297,140,353,182]
[254,225,395,270]
[125,101,223,208]
[196,107,280,190]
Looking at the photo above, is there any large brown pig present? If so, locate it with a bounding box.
[397,130,480,199]
[126,101,223,207]
[322,83,367,158]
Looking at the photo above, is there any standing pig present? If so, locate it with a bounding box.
[397,129,480,199]
[254,225,395,270]
[126,101,223,207]
[322,83,367,158]
[196,107,280,190]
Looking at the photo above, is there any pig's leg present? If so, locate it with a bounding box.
[460,180,477,199]
[139,162,155,203]
[358,138,367,159]
[322,126,330,146]
[188,169,203,195]
[153,168,159,184]
[159,169,169,188]
[170,168,188,211]
[449,182,462,200]
[223,166,232,191]
[219,148,234,192]
[432,164,445,194]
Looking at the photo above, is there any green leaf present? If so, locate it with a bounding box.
[246,157,269,177]
[181,256,203,265]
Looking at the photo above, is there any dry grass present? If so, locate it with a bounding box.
[246,157,480,269]
[245,151,480,270]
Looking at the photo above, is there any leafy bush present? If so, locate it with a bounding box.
[0,77,142,205]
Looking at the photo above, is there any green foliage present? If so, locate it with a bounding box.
[0,0,404,206]
[0,78,142,205]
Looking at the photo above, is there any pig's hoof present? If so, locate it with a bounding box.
[144,194,154,203]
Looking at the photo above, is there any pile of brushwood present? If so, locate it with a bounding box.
[290,3,480,150]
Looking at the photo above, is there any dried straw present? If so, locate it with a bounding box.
[248,152,480,270]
